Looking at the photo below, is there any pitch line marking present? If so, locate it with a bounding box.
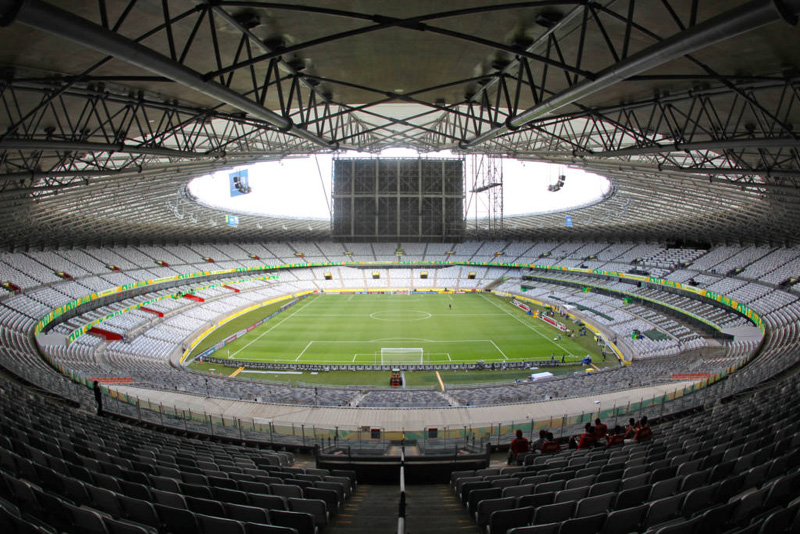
[291,338,497,344]
[432,313,506,317]
[288,296,318,317]
[370,337,436,343]
[489,339,509,360]
[293,313,505,318]
[480,293,577,356]
[230,304,306,358]
[295,341,313,361]
[370,310,432,321]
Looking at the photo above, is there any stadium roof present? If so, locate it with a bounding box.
[1,0,800,248]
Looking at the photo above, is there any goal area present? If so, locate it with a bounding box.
[380,347,425,365]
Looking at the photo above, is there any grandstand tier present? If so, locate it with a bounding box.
[4,2,800,531]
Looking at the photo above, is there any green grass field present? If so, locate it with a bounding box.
[191,293,603,366]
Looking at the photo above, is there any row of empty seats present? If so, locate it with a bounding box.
[454,368,800,533]
[0,372,356,533]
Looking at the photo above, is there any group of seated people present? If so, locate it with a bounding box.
[572,417,653,450]
[507,429,562,464]
[570,415,653,449]
[508,416,654,464]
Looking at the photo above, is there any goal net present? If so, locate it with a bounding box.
[380,347,425,365]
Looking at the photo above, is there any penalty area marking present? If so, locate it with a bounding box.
[369,310,432,321]
[272,339,513,363]
[489,339,509,360]
[295,341,313,361]
[480,294,577,356]
[230,305,306,359]
[286,296,318,317]
[370,337,436,343]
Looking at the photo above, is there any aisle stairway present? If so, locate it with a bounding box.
[405,484,483,534]
[327,483,481,534]
[326,485,396,533]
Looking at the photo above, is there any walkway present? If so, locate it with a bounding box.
[110,381,693,430]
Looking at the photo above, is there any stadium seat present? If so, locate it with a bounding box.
[215,487,250,505]
[104,517,158,534]
[269,510,316,534]
[508,525,559,534]
[120,497,160,530]
[643,495,684,529]
[517,492,555,509]
[322,476,353,498]
[195,513,246,534]
[602,504,647,534]
[558,512,606,534]
[487,506,535,534]
[225,503,270,524]
[304,487,340,516]
[244,523,299,534]
[589,480,620,497]
[288,498,328,527]
[154,504,198,534]
[468,487,503,515]
[614,486,650,509]
[575,493,614,518]
[475,496,516,527]
[644,516,702,534]
[460,480,492,504]
[186,496,226,518]
[554,486,589,503]
[534,501,576,524]
[756,505,797,534]
[694,501,738,534]
[249,494,288,511]
[66,501,109,534]
[314,481,345,503]
[86,485,124,519]
[271,484,304,500]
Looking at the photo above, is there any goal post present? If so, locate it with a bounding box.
[380,347,425,365]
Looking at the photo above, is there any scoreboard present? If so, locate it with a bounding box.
[331,158,464,242]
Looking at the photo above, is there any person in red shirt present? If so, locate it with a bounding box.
[541,432,561,454]
[633,416,653,442]
[594,418,608,441]
[577,423,596,449]
[624,417,638,439]
[508,429,530,465]
[606,431,626,447]
[531,429,548,454]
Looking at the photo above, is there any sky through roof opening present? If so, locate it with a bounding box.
[188,149,611,219]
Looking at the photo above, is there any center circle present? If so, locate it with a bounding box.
[370,310,432,321]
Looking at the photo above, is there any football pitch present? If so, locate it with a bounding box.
[198,293,601,366]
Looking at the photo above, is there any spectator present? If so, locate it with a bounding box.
[577,423,596,449]
[93,380,103,415]
[624,417,638,439]
[606,426,626,447]
[633,416,653,442]
[541,432,561,454]
[508,429,530,465]
[594,418,608,441]
[531,429,548,454]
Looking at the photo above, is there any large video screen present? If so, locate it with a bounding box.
[332,158,464,242]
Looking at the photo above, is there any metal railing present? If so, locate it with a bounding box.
[398,439,406,534]
[93,371,730,451]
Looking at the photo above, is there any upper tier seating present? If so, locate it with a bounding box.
[0,241,795,417]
